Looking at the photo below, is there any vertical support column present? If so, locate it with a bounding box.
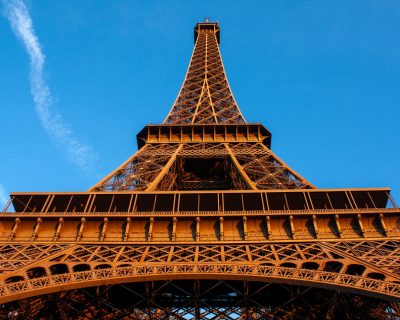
[379,214,388,236]
[9,218,21,240]
[266,216,272,239]
[76,218,86,241]
[145,282,153,318]
[123,217,131,241]
[334,215,342,238]
[148,217,154,241]
[172,217,177,241]
[53,218,64,241]
[100,217,108,241]
[242,216,248,240]
[312,215,319,238]
[243,280,249,320]
[194,280,200,320]
[357,214,365,236]
[219,217,224,241]
[196,217,200,241]
[289,215,295,239]
[31,218,42,240]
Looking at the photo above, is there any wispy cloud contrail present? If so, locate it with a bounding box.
[2,0,96,172]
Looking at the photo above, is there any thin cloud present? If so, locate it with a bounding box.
[0,184,8,210]
[2,0,96,172]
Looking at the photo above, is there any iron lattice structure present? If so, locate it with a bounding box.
[1,21,399,319]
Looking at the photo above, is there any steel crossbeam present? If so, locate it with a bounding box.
[1,20,399,319]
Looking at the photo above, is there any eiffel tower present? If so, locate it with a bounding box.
[1,20,399,319]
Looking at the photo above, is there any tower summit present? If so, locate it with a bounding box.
[166,20,236,124]
[1,21,399,319]
[90,20,312,192]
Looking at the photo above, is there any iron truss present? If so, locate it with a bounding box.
[89,143,313,191]
[1,21,400,319]
[163,23,244,124]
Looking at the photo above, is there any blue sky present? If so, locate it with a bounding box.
[0,0,399,206]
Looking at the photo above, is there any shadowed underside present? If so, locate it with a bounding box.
[1,21,399,319]
[3,281,399,320]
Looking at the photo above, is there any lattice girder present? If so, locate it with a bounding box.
[90,144,182,191]
[89,142,313,191]
[0,240,399,303]
[2,20,400,318]
[3,281,397,320]
[164,23,245,124]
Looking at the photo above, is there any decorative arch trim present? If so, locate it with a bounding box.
[0,264,398,304]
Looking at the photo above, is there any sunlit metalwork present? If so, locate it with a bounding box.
[0,21,399,319]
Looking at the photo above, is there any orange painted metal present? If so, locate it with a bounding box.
[0,21,399,318]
